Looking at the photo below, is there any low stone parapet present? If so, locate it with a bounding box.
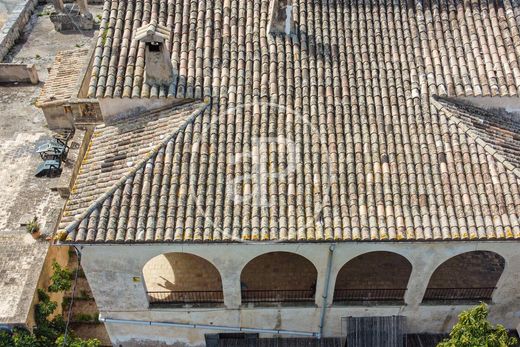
[0,0,38,62]
[0,63,38,84]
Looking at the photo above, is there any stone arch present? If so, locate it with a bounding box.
[240,251,318,304]
[142,252,223,305]
[333,251,412,303]
[423,250,505,303]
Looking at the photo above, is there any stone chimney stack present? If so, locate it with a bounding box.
[267,0,294,35]
[135,23,174,85]
[50,0,94,31]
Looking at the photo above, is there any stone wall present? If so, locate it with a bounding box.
[143,253,222,292]
[0,63,38,84]
[426,251,505,288]
[76,241,520,346]
[98,97,189,123]
[25,245,69,329]
[240,252,317,290]
[0,0,38,62]
[334,251,412,289]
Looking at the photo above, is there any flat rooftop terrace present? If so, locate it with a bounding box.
[0,2,101,325]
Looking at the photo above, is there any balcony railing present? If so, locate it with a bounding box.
[241,289,315,303]
[333,288,407,302]
[147,290,224,305]
[423,287,496,302]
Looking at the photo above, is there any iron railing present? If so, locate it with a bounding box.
[333,288,407,302]
[241,289,316,303]
[423,287,496,301]
[147,290,224,305]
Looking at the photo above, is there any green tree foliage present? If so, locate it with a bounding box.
[48,260,73,293]
[438,303,518,347]
[55,335,101,347]
[0,328,38,347]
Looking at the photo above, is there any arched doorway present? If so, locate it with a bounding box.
[240,252,317,305]
[143,253,223,306]
[333,252,412,304]
[423,251,505,303]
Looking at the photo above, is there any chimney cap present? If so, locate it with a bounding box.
[135,23,170,43]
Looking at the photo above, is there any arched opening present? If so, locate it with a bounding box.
[143,253,223,307]
[333,252,412,304]
[240,252,317,305]
[423,251,505,303]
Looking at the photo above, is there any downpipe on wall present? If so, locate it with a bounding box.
[318,243,336,338]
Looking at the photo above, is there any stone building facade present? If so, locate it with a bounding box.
[74,241,520,346]
[50,0,520,345]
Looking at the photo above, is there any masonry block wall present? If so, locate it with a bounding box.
[240,252,317,290]
[143,253,222,292]
[334,252,412,289]
[426,251,505,288]
[0,0,38,61]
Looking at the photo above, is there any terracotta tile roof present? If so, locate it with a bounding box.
[60,0,520,243]
[37,49,89,106]
[434,97,520,171]
[59,102,208,232]
[88,0,520,99]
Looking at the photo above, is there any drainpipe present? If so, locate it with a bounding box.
[318,243,336,338]
[99,316,319,337]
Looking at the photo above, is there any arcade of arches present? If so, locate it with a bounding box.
[141,250,505,306]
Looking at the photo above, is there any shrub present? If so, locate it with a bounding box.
[48,260,73,293]
[28,260,99,347]
[55,335,101,347]
[35,289,57,323]
[25,217,40,234]
[438,303,518,347]
[0,330,13,347]
[12,329,38,347]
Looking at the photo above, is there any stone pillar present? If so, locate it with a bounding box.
[315,245,336,308]
[490,251,520,306]
[221,271,241,309]
[76,0,89,15]
[52,0,65,12]
[403,259,437,307]
[267,0,294,35]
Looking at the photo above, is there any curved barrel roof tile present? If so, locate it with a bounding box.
[61,0,520,243]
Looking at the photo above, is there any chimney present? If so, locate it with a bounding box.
[135,23,174,85]
[267,0,294,36]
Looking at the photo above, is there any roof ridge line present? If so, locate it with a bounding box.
[431,96,520,180]
[106,99,199,125]
[62,102,210,235]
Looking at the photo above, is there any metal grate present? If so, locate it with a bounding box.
[344,316,405,347]
[422,287,495,302]
[334,288,406,302]
[147,290,224,304]
[241,289,315,303]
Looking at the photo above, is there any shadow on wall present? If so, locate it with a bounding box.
[142,253,223,292]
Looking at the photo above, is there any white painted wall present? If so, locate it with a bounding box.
[98,97,189,123]
[458,96,520,115]
[76,241,520,346]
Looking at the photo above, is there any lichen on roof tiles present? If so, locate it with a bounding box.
[37,49,90,105]
[61,0,520,243]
